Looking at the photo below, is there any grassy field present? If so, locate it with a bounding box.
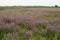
[0,6,60,40]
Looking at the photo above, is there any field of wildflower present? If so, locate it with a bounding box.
[0,7,60,40]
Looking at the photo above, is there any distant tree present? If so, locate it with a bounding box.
[55,5,58,7]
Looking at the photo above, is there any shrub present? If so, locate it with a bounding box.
[55,5,58,7]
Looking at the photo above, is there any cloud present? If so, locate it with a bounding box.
[0,0,60,6]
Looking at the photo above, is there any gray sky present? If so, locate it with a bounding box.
[0,0,60,6]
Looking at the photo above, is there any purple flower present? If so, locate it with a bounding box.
[4,22,18,29]
[26,30,32,36]
[48,24,60,32]
[7,16,16,21]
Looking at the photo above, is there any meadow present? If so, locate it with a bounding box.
[0,6,60,40]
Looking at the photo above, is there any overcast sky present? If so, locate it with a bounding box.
[0,0,60,6]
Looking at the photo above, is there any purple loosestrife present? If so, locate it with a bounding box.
[48,24,55,30]
[27,9,46,13]
[54,24,60,32]
[31,18,48,24]
[25,15,33,20]
[0,18,4,25]
[49,17,58,22]
[15,18,22,25]
[7,16,16,21]
[0,18,4,22]
[48,24,60,32]
[3,22,18,29]
[25,30,32,40]
[26,30,32,36]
